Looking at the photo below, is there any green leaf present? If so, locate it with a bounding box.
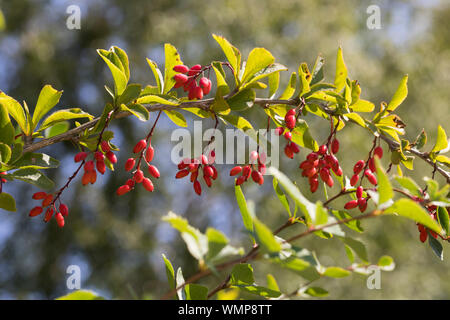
[304,287,329,297]
[56,290,104,300]
[310,55,325,85]
[431,125,448,153]
[334,47,347,92]
[291,119,318,151]
[241,48,275,84]
[212,34,241,84]
[206,228,229,260]
[268,72,280,99]
[298,63,311,96]
[338,237,368,263]
[273,177,291,216]
[414,129,427,149]
[12,168,54,189]
[235,185,254,239]
[220,114,253,133]
[0,104,14,145]
[211,95,231,114]
[386,75,408,112]
[268,167,315,225]
[184,284,208,300]
[146,59,164,94]
[163,44,183,94]
[0,142,12,163]
[117,83,142,106]
[323,267,351,278]
[394,176,422,197]
[244,63,287,87]
[164,110,187,127]
[39,108,93,131]
[227,88,255,111]
[345,112,366,127]
[162,254,176,291]
[377,255,395,271]
[253,217,282,254]
[375,157,393,206]
[315,202,329,226]
[32,85,63,131]
[428,235,443,260]
[97,49,128,96]
[121,104,149,122]
[279,72,297,99]
[0,93,28,134]
[12,152,59,170]
[0,192,16,212]
[112,46,130,81]
[45,121,69,138]
[136,94,180,106]
[437,207,449,235]
[230,264,254,285]
[332,210,364,233]
[266,274,280,292]
[212,64,230,97]
[233,285,281,298]
[384,199,443,236]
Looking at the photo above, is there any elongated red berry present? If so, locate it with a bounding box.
[307,153,318,162]
[203,166,214,178]
[188,86,197,100]
[203,175,212,187]
[331,138,339,154]
[358,197,367,212]
[318,145,328,155]
[44,207,54,222]
[188,64,202,76]
[353,160,365,174]
[284,131,292,141]
[174,73,188,84]
[94,151,104,161]
[368,158,376,173]
[310,178,319,193]
[29,206,43,217]
[42,194,54,207]
[148,165,160,178]
[344,200,359,209]
[55,212,65,228]
[251,170,264,185]
[199,77,211,95]
[211,166,218,180]
[133,139,147,154]
[74,152,87,163]
[125,158,136,171]
[59,204,69,217]
[250,151,259,162]
[84,161,95,172]
[96,160,106,174]
[356,186,364,199]
[290,143,300,154]
[374,146,383,159]
[285,115,296,129]
[142,178,154,192]
[126,179,135,188]
[258,163,266,175]
[116,184,131,196]
[284,144,294,159]
[286,109,296,117]
[420,230,428,243]
[230,166,242,176]
[236,176,246,186]
[100,141,111,153]
[364,169,377,185]
[194,86,203,100]
[173,65,189,73]
[145,145,155,162]
[82,172,90,185]
[134,169,144,183]
[89,170,97,184]
[193,180,202,195]
[106,151,117,164]
[32,192,47,200]
[242,166,251,180]
[350,174,359,186]
[176,169,190,179]
[319,168,330,182]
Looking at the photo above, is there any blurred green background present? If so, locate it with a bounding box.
[0,0,449,299]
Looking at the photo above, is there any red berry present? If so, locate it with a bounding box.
[89,170,97,184]
[374,146,383,159]
[332,165,343,177]
[142,178,154,192]
[176,169,190,179]
[42,194,54,207]
[236,176,246,186]
[307,153,318,162]
[100,141,111,153]
[82,171,90,185]
[133,139,147,154]
[200,154,208,165]
[368,158,376,173]
[199,77,211,95]
[344,200,359,210]
[29,206,43,217]
[116,185,131,196]
[194,86,204,100]
[242,166,252,180]
[188,64,202,75]
[230,166,242,176]
[211,166,218,180]
[174,73,188,84]
[318,145,328,155]
[59,204,69,217]
[134,169,144,183]
[178,158,190,170]
[203,166,214,178]
[193,180,202,195]
[353,160,365,174]
[126,179,135,188]
[190,170,198,182]
[358,197,368,212]
[310,178,319,193]
[251,170,264,185]
[331,138,339,154]
[285,115,296,129]
[250,151,259,162]
[364,169,377,185]
[55,212,65,228]
[173,65,189,73]
[319,168,330,183]
[84,160,95,172]
[284,144,294,159]
[32,192,47,200]
[94,151,105,161]
[143,145,153,163]
[96,160,106,174]
[356,186,364,199]
[106,151,117,164]
[350,174,359,186]
[125,158,136,172]
[286,109,296,117]
[420,230,428,243]
[275,127,284,136]
[203,175,212,187]
[148,165,160,178]
[284,131,292,141]
[74,152,87,163]
[258,163,266,175]
[290,143,300,154]
[44,207,54,222]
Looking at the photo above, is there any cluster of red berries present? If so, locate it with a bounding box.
[230,151,266,186]
[117,139,159,195]
[29,191,68,227]
[299,140,342,193]
[344,186,369,212]
[275,109,301,159]
[74,140,117,186]
[173,64,212,100]
[175,150,218,195]
[349,146,383,186]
